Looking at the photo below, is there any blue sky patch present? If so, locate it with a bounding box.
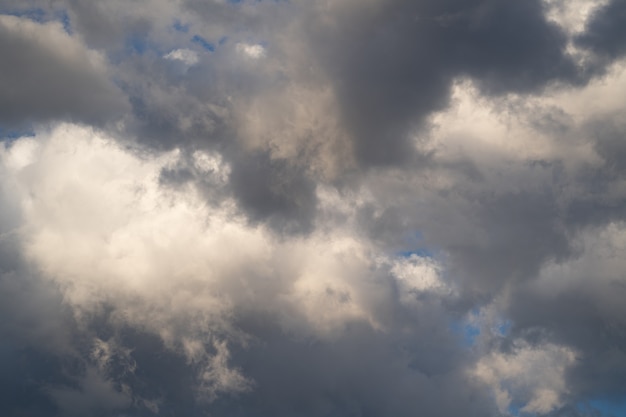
[173,20,189,33]
[0,127,35,143]
[506,402,539,417]
[397,249,435,259]
[2,8,47,23]
[192,35,215,52]
[52,9,72,34]
[450,319,480,347]
[494,319,512,337]
[2,8,72,34]
[396,231,441,260]
[125,35,151,55]
[579,399,626,417]
[507,403,522,416]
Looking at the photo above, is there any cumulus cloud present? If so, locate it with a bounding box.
[2,0,626,416]
[0,124,489,415]
[473,341,578,414]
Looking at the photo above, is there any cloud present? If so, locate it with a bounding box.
[0,14,129,127]
[507,222,626,406]
[576,0,626,60]
[236,42,265,59]
[301,0,586,166]
[164,48,199,66]
[2,0,626,416]
[0,123,491,415]
[542,0,610,40]
[47,367,132,417]
[473,340,578,414]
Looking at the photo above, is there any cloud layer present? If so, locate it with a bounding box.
[1,1,626,416]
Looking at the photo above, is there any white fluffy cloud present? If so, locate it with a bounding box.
[236,42,265,59]
[1,123,456,399]
[472,341,578,414]
[164,48,199,66]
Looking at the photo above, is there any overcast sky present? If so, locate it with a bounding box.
[1,1,626,416]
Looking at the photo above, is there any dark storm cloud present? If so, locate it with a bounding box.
[0,346,66,417]
[441,190,571,295]
[577,0,626,60]
[308,0,580,166]
[0,276,63,417]
[345,97,626,411]
[209,321,492,417]
[3,0,594,232]
[560,118,626,230]
[479,116,626,412]
[228,151,318,234]
[358,162,573,295]
[0,179,68,351]
[0,240,129,417]
[2,0,626,416]
[591,119,626,176]
[507,277,626,410]
[0,15,129,128]
[7,0,585,227]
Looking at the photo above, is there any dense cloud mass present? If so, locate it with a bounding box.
[0,14,128,127]
[1,0,626,416]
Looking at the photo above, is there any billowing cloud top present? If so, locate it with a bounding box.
[1,1,626,416]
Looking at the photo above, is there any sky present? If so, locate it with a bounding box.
[1,0,626,416]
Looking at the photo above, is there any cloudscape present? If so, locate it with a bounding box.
[1,1,626,416]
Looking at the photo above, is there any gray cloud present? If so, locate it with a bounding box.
[2,0,626,416]
[0,14,129,128]
[577,0,626,60]
[305,0,581,166]
[228,151,318,234]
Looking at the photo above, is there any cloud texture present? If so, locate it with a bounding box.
[1,0,626,416]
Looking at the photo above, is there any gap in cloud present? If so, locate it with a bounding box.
[173,20,189,33]
[109,34,161,65]
[398,249,435,259]
[2,8,71,34]
[506,401,547,417]
[507,402,522,416]
[125,35,151,55]
[55,9,71,34]
[0,127,35,143]
[452,320,481,348]
[2,8,46,23]
[396,231,440,259]
[192,35,215,52]
[449,308,514,349]
[449,308,481,348]
[580,398,626,417]
[506,404,521,417]
[494,319,512,337]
